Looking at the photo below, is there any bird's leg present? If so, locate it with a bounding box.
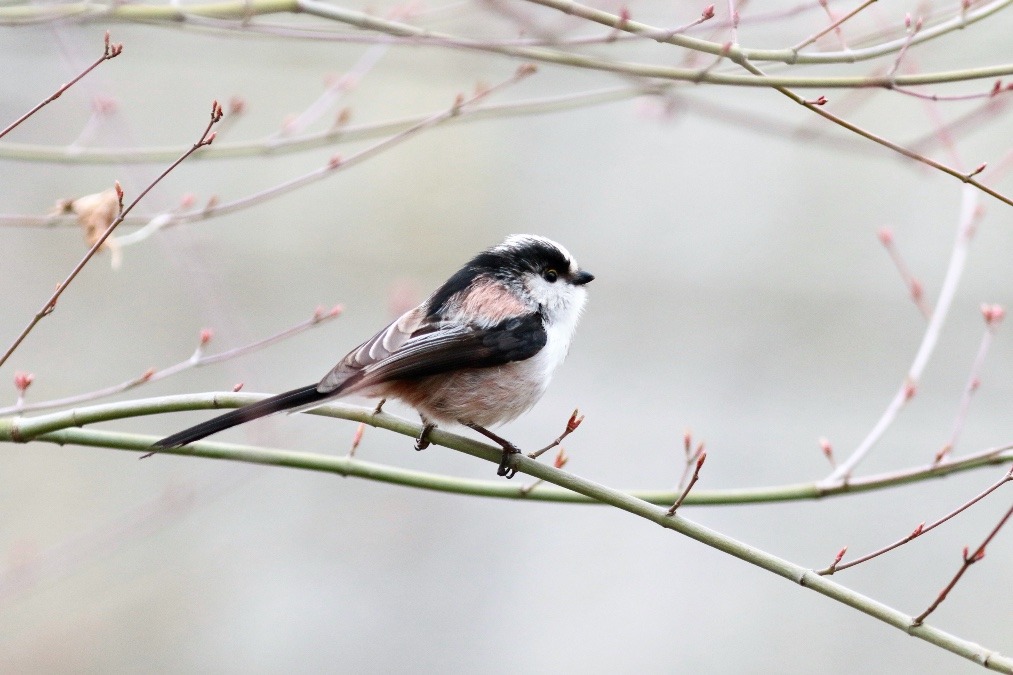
[464,422,522,479]
[372,398,387,415]
[415,416,436,451]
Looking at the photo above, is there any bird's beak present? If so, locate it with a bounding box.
[571,270,595,286]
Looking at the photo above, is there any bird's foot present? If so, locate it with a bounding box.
[464,422,522,479]
[372,398,387,415]
[496,444,521,479]
[415,421,436,451]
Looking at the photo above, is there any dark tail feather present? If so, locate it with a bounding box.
[148,384,327,452]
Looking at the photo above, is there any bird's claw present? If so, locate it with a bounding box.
[415,422,435,451]
[497,445,521,479]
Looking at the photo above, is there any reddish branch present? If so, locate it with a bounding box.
[0,101,223,372]
[528,408,583,459]
[878,227,930,319]
[912,493,1013,625]
[935,304,1005,464]
[1,304,341,415]
[819,466,1013,575]
[0,32,122,141]
[668,451,707,515]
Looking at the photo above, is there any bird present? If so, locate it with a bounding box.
[149,234,593,478]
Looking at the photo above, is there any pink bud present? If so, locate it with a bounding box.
[877,227,894,245]
[199,328,214,345]
[13,371,34,392]
[832,546,848,565]
[328,154,343,169]
[179,193,196,208]
[140,367,156,382]
[232,382,244,392]
[981,303,1005,325]
[910,522,924,537]
[701,4,715,19]
[228,97,247,115]
[819,437,833,459]
[904,382,917,400]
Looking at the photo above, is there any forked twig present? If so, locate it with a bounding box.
[912,496,1013,625]
[0,101,223,372]
[818,467,1013,575]
[0,32,122,141]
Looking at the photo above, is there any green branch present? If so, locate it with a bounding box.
[2,394,1010,671]
[0,87,645,165]
[2,393,1011,507]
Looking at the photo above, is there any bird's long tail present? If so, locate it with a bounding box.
[148,384,328,451]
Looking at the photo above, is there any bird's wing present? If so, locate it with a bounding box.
[317,312,547,395]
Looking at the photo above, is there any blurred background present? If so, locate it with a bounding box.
[1,1,1011,672]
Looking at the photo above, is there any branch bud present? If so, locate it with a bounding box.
[981,303,1005,325]
[14,371,34,393]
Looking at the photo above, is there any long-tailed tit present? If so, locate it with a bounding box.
[151,234,593,478]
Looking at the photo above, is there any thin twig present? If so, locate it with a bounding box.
[823,185,980,485]
[668,452,707,515]
[0,304,341,415]
[792,0,877,52]
[935,305,1005,464]
[878,227,931,319]
[0,32,122,140]
[819,466,1013,574]
[912,497,1013,626]
[106,65,537,244]
[0,101,223,372]
[528,408,583,459]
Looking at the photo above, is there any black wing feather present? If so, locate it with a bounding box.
[345,313,547,389]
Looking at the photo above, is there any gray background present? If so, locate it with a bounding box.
[1,2,1011,672]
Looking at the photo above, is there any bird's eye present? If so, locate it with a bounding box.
[543,269,558,283]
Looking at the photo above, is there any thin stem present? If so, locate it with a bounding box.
[109,65,535,243]
[825,186,979,484]
[668,452,706,515]
[0,85,647,165]
[821,467,1013,574]
[0,305,341,415]
[0,32,122,140]
[913,499,1013,626]
[792,0,877,52]
[0,102,223,372]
